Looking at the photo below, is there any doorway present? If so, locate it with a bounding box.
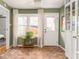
[44,13,59,46]
[0,4,10,55]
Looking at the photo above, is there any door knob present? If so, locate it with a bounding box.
[44,29,46,33]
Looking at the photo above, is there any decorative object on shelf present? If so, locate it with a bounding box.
[61,16,65,32]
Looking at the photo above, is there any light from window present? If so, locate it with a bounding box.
[46,17,55,31]
[17,16,27,36]
[30,17,39,27]
[29,16,39,37]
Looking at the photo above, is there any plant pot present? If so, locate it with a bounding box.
[23,39,34,46]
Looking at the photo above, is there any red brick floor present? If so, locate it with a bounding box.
[0,46,67,59]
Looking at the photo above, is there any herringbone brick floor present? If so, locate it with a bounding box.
[0,46,67,59]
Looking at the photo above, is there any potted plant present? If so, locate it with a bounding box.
[23,31,34,46]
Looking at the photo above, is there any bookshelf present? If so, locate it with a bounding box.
[65,5,70,30]
[65,0,78,59]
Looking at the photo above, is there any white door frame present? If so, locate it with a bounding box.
[0,4,10,49]
[43,13,59,46]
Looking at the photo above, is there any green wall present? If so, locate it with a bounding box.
[18,8,60,14]
[59,6,65,48]
[44,8,60,13]
[0,0,64,47]
[10,9,13,46]
[0,0,13,46]
[19,9,38,14]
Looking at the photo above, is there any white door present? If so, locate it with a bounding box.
[44,13,59,46]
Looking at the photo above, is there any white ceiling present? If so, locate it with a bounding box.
[3,0,64,9]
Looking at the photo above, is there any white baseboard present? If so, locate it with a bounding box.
[58,45,71,59]
[10,45,13,48]
[16,45,40,47]
[6,45,13,49]
[65,54,70,59]
[17,45,23,46]
[58,45,65,51]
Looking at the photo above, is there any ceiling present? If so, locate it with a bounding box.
[3,0,64,9]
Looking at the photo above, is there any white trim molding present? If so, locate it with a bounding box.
[58,45,65,51]
[0,4,10,49]
[13,9,18,47]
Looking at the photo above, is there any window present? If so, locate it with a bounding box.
[17,16,27,36]
[29,16,39,37]
[46,17,55,31]
[17,16,39,37]
[30,17,39,27]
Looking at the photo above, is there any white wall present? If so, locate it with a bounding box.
[38,9,44,48]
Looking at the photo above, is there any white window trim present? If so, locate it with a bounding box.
[16,14,39,46]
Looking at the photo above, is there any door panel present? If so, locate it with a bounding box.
[44,14,59,46]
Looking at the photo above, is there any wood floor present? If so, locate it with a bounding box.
[0,46,6,55]
[0,46,67,59]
